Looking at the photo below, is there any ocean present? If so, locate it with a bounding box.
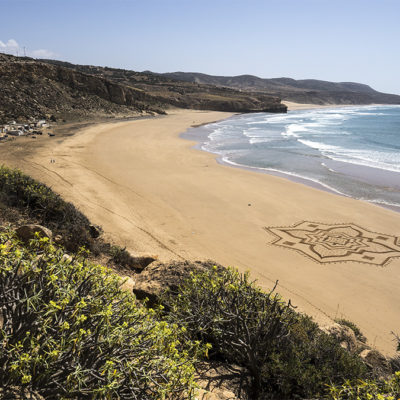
[183,105,400,211]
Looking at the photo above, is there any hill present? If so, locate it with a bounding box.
[41,59,287,114]
[0,53,169,123]
[2,53,399,124]
[0,53,287,123]
[160,72,400,105]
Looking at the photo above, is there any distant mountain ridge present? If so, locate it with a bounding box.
[2,52,399,124]
[160,72,400,105]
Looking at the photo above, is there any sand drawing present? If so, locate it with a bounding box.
[264,221,400,266]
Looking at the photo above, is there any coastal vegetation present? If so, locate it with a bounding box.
[0,165,144,272]
[334,318,367,344]
[163,267,368,399]
[0,165,93,252]
[0,166,399,399]
[326,373,400,400]
[0,231,201,398]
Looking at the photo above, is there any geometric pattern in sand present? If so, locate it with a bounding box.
[265,221,400,266]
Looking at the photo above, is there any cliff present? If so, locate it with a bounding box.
[0,54,287,123]
[40,58,287,114]
[0,53,166,122]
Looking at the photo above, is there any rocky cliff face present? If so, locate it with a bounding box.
[0,54,287,122]
[41,59,287,114]
[0,54,166,122]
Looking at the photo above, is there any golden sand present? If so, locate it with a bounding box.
[2,108,399,355]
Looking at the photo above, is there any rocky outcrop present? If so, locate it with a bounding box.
[42,58,288,114]
[16,224,53,242]
[121,251,158,271]
[322,322,393,378]
[321,322,359,353]
[195,362,243,400]
[130,253,158,270]
[0,53,288,122]
[0,54,166,122]
[195,387,238,400]
[132,260,222,305]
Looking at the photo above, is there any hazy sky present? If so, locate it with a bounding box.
[1,0,399,94]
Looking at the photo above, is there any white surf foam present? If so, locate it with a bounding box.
[220,156,347,196]
[281,124,308,138]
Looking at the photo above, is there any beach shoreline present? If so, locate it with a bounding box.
[0,108,399,355]
[182,106,400,214]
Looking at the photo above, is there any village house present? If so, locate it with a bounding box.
[37,120,47,128]
[0,119,46,138]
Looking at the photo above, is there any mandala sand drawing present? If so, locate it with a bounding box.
[264,221,400,266]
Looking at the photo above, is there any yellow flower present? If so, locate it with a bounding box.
[61,321,70,330]
[21,375,32,384]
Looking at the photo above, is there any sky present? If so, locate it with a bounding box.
[1,0,399,94]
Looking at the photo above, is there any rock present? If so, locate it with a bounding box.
[195,361,242,400]
[0,53,165,123]
[133,260,223,305]
[130,253,158,270]
[121,276,136,292]
[321,323,358,353]
[16,224,53,242]
[195,388,237,400]
[360,349,391,376]
[110,246,157,271]
[89,224,101,239]
[62,254,73,263]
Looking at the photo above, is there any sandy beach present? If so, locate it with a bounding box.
[1,108,400,355]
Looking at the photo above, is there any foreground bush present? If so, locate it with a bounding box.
[327,372,400,399]
[164,267,367,399]
[0,231,201,399]
[0,165,91,251]
[335,318,367,343]
[268,314,367,398]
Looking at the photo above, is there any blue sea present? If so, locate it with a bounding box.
[184,105,400,211]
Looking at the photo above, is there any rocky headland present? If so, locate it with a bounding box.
[0,53,287,123]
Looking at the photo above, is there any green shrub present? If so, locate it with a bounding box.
[0,165,91,251]
[164,266,296,397]
[269,315,367,398]
[335,318,367,343]
[326,372,400,399]
[164,266,367,399]
[0,231,201,399]
[109,244,136,268]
